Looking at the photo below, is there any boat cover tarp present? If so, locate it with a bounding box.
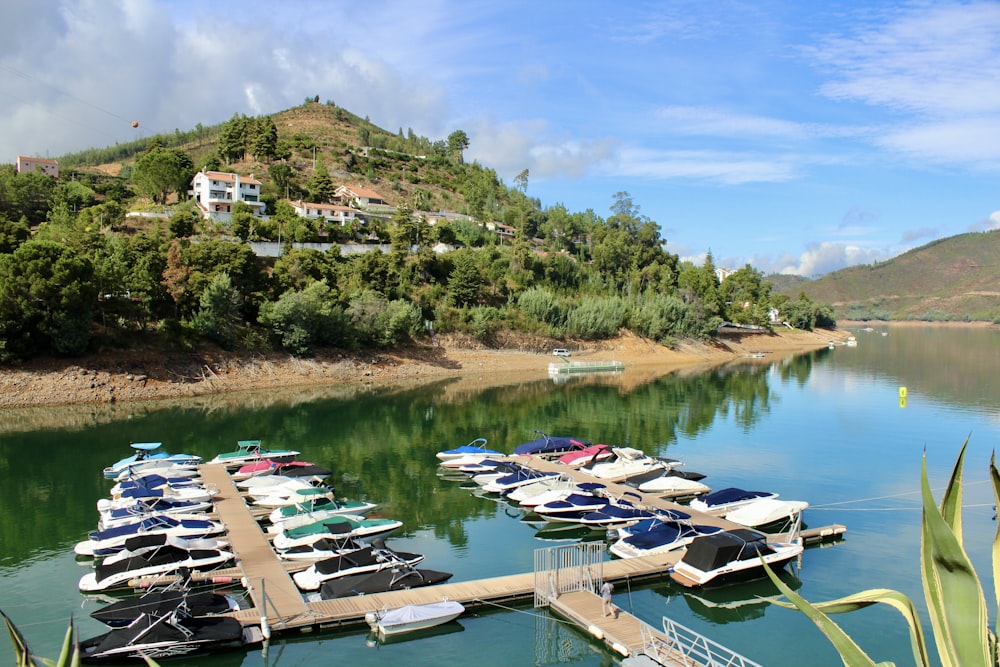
[319,568,453,599]
[697,488,774,508]
[90,591,234,626]
[378,600,465,629]
[626,523,721,550]
[513,436,591,456]
[81,614,242,657]
[679,529,775,571]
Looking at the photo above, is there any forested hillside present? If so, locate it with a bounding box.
[0,100,834,363]
[772,231,1000,322]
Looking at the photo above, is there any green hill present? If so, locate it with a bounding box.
[772,230,1000,322]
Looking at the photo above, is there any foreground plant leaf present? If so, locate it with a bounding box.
[1,608,33,667]
[920,445,990,667]
[762,562,887,666]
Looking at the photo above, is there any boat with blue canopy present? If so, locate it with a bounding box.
[103,443,201,480]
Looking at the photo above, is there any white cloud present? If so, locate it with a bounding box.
[968,211,1000,232]
[616,148,800,184]
[808,3,1000,168]
[775,241,890,277]
[654,106,810,140]
[467,118,618,181]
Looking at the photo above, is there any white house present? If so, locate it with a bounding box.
[334,184,388,208]
[291,200,360,226]
[16,156,59,177]
[190,170,265,221]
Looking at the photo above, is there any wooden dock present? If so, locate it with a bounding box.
[194,454,842,663]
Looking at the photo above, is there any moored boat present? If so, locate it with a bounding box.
[103,443,201,480]
[209,439,299,467]
[668,528,803,587]
[688,488,779,516]
[366,599,465,636]
[318,565,453,600]
[79,612,261,663]
[292,544,425,590]
[435,437,503,461]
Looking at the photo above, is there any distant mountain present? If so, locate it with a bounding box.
[771,230,1000,322]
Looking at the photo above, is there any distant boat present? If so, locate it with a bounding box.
[512,432,591,456]
[103,443,201,480]
[209,439,299,467]
[366,599,465,636]
[435,437,503,461]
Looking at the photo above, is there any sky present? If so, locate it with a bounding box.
[2,0,1000,277]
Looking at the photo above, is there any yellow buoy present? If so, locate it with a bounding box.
[899,387,907,398]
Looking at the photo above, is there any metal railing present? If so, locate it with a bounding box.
[638,616,764,667]
[533,543,606,608]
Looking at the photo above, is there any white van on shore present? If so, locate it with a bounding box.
[552,348,571,357]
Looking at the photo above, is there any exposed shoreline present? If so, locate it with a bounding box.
[0,328,853,413]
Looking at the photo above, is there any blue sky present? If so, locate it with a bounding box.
[2,1,999,276]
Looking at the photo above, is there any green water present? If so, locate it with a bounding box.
[2,325,999,666]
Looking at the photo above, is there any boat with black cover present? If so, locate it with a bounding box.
[292,544,424,590]
[79,543,234,592]
[79,610,261,663]
[90,570,240,627]
[318,565,453,599]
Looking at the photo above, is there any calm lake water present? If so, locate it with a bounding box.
[2,325,999,666]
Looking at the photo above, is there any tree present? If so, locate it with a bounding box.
[250,116,278,162]
[191,272,241,349]
[0,213,30,254]
[448,250,482,307]
[447,130,469,163]
[218,113,249,163]
[268,162,294,198]
[0,240,96,360]
[307,159,335,203]
[514,168,529,194]
[133,147,194,204]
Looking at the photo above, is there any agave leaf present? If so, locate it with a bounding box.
[770,587,930,666]
[53,617,75,667]
[990,451,1000,657]
[937,439,969,538]
[920,450,989,667]
[763,562,883,667]
[1,608,33,667]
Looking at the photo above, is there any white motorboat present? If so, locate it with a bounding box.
[209,439,300,467]
[74,515,225,557]
[435,437,503,461]
[636,473,711,497]
[669,528,803,588]
[271,515,403,550]
[609,521,723,559]
[580,447,669,481]
[99,498,214,530]
[366,599,465,636]
[98,485,217,512]
[78,543,234,592]
[103,443,202,480]
[724,499,808,528]
[292,544,425,590]
[689,488,779,516]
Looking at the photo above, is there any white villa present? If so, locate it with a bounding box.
[334,184,388,208]
[291,200,360,226]
[190,169,265,221]
[16,156,59,177]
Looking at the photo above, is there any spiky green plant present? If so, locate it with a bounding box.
[764,438,1000,666]
[2,609,160,667]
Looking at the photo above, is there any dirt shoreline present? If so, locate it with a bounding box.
[0,328,852,411]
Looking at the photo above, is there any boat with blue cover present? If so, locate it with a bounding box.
[75,515,225,557]
[103,443,202,480]
[610,521,724,558]
[99,498,214,529]
[435,437,503,461]
[512,432,592,456]
[688,487,779,516]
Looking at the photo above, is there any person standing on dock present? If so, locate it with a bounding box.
[601,580,616,618]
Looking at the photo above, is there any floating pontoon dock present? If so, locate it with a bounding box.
[187,458,843,661]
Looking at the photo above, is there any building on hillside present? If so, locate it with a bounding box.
[16,156,59,177]
[189,169,265,221]
[290,200,360,226]
[334,184,388,208]
[715,266,735,282]
[484,221,516,242]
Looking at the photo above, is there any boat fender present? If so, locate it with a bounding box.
[213,576,233,584]
[612,642,630,657]
[260,616,271,640]
[588,625,604,640]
